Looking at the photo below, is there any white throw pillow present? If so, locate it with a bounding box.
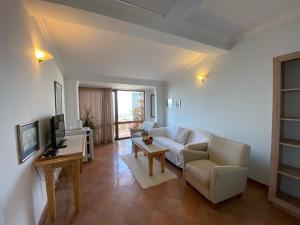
[174,127,191,145]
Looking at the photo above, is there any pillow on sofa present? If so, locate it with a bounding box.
[174,127,191,145]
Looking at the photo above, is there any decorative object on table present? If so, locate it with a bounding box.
[81,106,96,132]
[143,136,153,145]
[54,81,63,115]
[167,98,173,108]
[142,130,148,141]
[16,121,40,164]
[150,94,156,117]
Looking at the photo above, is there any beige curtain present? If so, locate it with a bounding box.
[79,87,114,144]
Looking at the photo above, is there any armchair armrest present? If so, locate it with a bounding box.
[149,127,167,137]
[181,150,209,167]
[209,166,248,204]
[184,142,208,151]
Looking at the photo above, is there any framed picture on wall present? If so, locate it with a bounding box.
[150,94,156,118]
[16,121,40,164]
[54,81,63,115]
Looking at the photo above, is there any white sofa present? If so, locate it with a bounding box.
[149,125,212,167]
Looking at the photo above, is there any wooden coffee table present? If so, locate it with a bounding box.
[132,137,168,176]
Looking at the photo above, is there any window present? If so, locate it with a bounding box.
[113,90,145,139]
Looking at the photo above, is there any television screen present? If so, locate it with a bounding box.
[50,114,65,148]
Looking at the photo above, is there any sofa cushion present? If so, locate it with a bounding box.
[185,160,219,187]
[174,127,191,145]
[154,137,184,153]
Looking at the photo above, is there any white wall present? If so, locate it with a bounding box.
[0,1,64,225]
[64,78,79,129]
[166,16,300,185]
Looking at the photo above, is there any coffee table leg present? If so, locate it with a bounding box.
[148,156,153,176]
[160,153,165,173]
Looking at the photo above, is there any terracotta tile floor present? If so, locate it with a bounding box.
[43,139,300,225]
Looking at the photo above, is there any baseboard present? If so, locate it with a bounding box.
[247,178,268,188]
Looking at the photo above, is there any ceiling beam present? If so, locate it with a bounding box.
[165,0,202,22]
[25,0,229,54]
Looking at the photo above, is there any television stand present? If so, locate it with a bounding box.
[34,134,86,222]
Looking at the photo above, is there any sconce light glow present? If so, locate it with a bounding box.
[196,70,208,82]
[35,49,53,62]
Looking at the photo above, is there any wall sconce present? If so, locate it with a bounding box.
[196,75,206,82]
[35,49,53,63]
[196,70,208,82]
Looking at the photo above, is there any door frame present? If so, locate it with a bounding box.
[113,89,145,140]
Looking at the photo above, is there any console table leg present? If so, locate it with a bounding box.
[72,159,80,213]
[44,165,56,223]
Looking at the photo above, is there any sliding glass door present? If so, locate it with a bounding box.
[113,90,145,139]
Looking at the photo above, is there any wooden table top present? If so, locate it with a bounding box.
[34,134,86,167]
[132,137,168,154]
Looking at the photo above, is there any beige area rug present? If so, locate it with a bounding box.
[121,152,177,189]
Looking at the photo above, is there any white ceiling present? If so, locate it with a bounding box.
[116,0,177,16]
[185,0,300,37]
[45,19,203,81]
[25,0,300,82]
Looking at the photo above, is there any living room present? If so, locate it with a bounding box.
[1,0,300,225]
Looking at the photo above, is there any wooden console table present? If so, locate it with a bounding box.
[34,134,86,223]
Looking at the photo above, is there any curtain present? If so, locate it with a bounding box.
[79,87,114,144]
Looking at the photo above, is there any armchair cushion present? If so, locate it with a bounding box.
[186,160,219,187]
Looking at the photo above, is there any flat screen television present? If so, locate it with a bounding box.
[50,114,66,149]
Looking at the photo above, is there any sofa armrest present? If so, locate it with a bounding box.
[149,127,167,137]
[209,166,248,204]
[185,142,208,151]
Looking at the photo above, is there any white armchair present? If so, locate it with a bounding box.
[130,121,158,138]
[182,135,250,204]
